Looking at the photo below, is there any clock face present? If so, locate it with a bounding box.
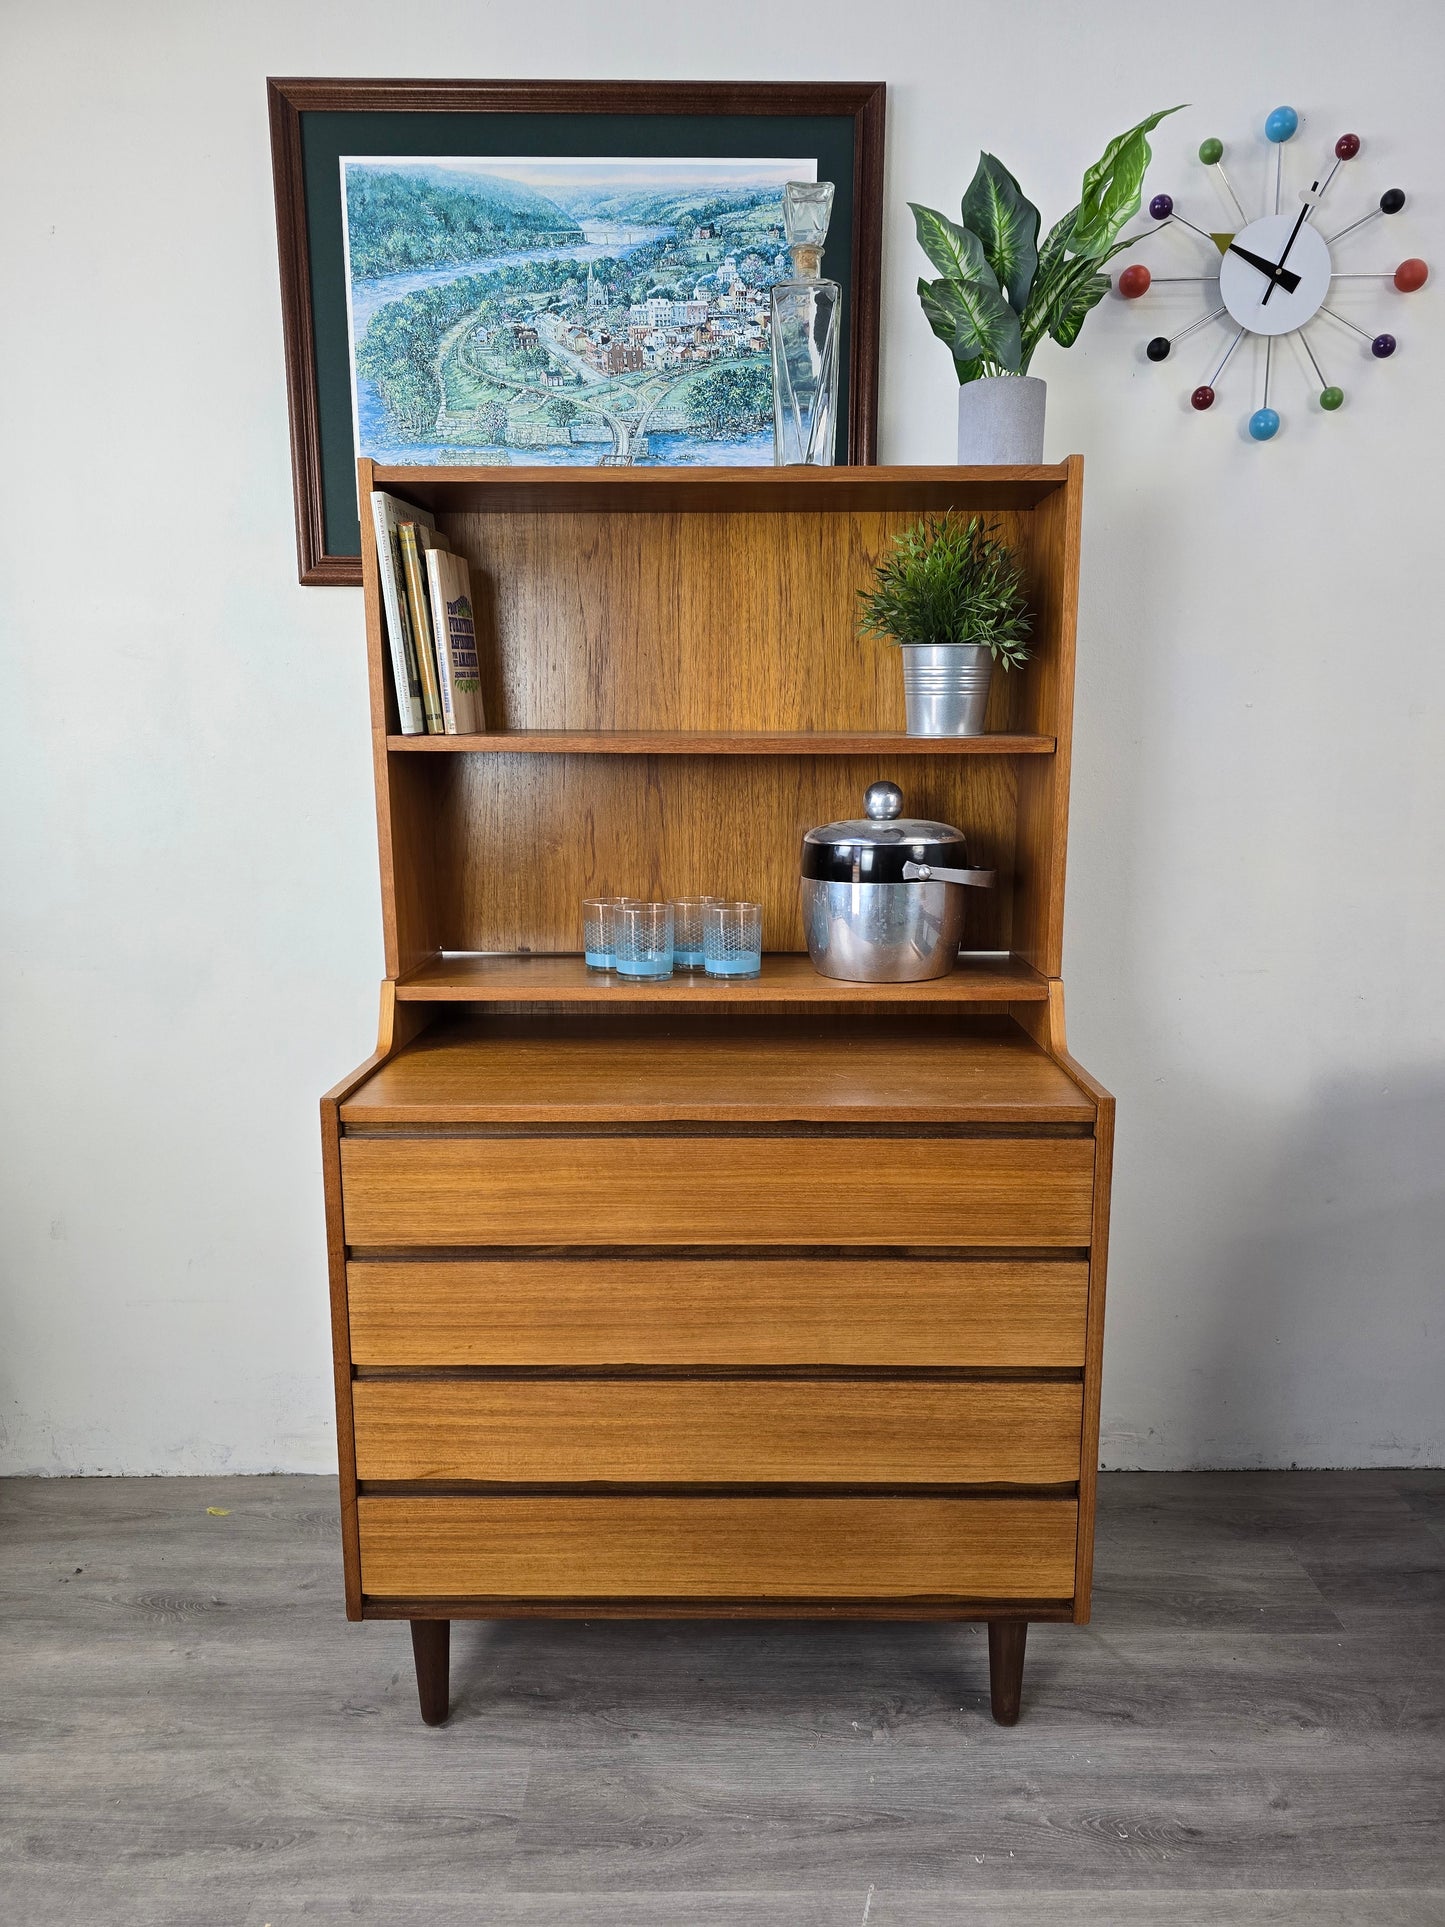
[1218,213,1332,335]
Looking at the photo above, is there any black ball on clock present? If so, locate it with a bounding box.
[1380,188,1406,214]
[1146,336,1171,361]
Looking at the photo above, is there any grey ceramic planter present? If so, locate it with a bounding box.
[956,375,1046,464]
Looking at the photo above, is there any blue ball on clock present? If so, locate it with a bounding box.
[1248,407,1281,441]
[1265,105,1299,143]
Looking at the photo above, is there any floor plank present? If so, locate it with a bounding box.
[1,1472,1441,1925]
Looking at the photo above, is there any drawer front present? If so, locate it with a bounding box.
[340,1136,1095,1248]
[347,1257,1089,1368]
[358,1494,1078,1600]
[352,1378,1083,1485]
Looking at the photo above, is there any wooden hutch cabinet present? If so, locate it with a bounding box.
[321,457,1112,1726]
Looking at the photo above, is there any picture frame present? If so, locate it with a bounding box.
[267,78,886,585]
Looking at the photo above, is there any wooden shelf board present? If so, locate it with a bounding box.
[394,952,1051,1004]
[369,463,1071,516]
[341,1013,1095,1126]
[386,731,1056,757]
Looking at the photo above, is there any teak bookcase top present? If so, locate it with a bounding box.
[321,458,1113,1728]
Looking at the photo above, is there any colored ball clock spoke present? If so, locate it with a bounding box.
[1146,304,1229,363]
[1266,105,1299,216]
[1249,337,1281,439]
[1330,260,1429,290]
[1128,104,1417,438]
[1299,331,1344,413]
[1328,189,1408,246]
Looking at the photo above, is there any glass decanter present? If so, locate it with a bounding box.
[770,181,840,466]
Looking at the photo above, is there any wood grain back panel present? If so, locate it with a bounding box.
[339,1134,1096,1247]
[428,750,1019,955]
[346,1256,1091,1367]
[357,1493,1080,1599]
[352,1377,1082,1485]
[438,507,1036,736]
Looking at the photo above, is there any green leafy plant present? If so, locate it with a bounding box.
[857,513,1032,668]
[911,107,1182,380]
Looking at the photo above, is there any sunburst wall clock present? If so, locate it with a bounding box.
[1116,106,1427,438]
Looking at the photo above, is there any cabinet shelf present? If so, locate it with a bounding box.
[386,731,1056,756]
[394,952,1050,1004]
[370,461,1071,515]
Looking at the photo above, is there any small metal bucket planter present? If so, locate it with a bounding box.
[900,642,993,736]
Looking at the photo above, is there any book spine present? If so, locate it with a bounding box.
[429,552,483,736]
[370,496,424,734]
[426,549,459,734]
[397,523,445,734]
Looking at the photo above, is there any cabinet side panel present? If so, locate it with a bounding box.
[360,460,441,978]
[1073,1080,1114,1620]
[320,1097,361,1618]
[1012,457,1082,977]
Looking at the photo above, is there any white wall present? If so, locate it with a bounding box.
[2,0,1440,1474]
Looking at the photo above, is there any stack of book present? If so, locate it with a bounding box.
[371,492,484,735]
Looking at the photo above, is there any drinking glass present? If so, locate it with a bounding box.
[670,896,718,970]
[581,897,618,971]
[615,901,675,980]
[703,901,763,979]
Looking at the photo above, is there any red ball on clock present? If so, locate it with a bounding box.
[1117,264,1152,299]
[1394,258,1428,292]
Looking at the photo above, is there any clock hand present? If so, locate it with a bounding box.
[1227,243,1302,294]
[1261,200,1312,307]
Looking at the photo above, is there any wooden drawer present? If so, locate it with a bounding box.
[352,1377,1082,1484]
[357,1494,1078,1600]
[339,1135,1094,1247]
[347,1256,1089,1367]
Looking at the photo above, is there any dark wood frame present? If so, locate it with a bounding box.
[267,77,887,585]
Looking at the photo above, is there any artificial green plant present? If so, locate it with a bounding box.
[857,513,1032,668]
[911,107,1182,380]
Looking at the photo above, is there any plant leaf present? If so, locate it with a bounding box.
[1047,261,1111,347]
[909,202,995,285]
[917,276,1021,374]
[959,154,1040,311]
[1070,105,1183,258]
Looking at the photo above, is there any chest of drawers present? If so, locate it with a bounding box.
[321,457,1112,1725]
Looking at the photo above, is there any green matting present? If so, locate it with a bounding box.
[301,111,859,557]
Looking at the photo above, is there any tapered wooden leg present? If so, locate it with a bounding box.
[409,1618,450,1726]
[988,1619,1027,1725]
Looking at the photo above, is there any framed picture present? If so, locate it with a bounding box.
[267,78,885,584]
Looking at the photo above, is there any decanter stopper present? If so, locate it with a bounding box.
[783,180,834,280]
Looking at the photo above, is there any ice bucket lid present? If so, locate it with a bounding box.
[801,782,970,884]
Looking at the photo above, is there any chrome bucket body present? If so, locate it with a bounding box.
[901,643,993,737]
[800,876,966,982]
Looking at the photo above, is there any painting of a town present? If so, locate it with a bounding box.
[340,157,815,467]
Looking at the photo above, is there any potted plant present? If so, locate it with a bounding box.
[911,107,1181,463]
[858,512,1031,736]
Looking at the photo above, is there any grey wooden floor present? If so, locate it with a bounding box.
[1,1472,1441,1926]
